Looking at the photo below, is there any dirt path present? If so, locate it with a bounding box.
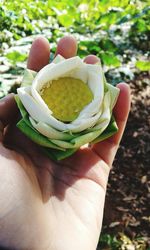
[102,73,150,245]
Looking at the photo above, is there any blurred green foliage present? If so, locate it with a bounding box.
[136,60,150,71]
[0,0,149,74]
[5,51,27,64]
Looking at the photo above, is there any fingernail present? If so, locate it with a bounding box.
[84,55,100,64]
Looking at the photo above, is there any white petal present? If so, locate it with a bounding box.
[52,54,65,64]
[66,110,102,132]
[93,92,111,130]
[17,87,51,122]
[32,56,83,91]
[66,64,88,83]
[30,63,56,115]
[88,69,103,100]
[107,83,120,110]
[77,99,101,118]
[29,117,73,140]
[75,70,104,119]
[86,63,103,74]
[94,108,110,130]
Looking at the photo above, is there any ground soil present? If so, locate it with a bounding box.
[102,72,150,246]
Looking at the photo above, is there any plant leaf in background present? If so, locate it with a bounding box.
[5,51,27,64]
[101,52,121,67]
[135,61,150,71]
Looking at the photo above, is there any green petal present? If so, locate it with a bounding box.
[107,83,120,110]
[52,54,65,64]
[17,119,64,151]
[15,94,27,119]
[21,69,37,87]
[15,94,32,127]
[50,117,118,149]
[71,129,102,147]
[51,129,102,149]
[50,139,73,148]
[103,72,108,93]
[89,92,111,131]
[91,117,118,144]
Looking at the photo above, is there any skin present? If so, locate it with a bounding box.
[0,36,131,250]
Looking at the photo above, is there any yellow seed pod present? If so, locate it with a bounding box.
[41,77,93,122]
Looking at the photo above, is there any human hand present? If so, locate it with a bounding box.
[0,36,130,250]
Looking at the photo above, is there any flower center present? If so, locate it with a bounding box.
[40,77,93,122]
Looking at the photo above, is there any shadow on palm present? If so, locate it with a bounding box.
[3,120,106,203]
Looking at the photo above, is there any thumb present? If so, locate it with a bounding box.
[0,94,19,127]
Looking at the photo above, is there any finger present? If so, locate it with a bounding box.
[55,36,77,58]
[1,37,50,132]
[110,83,131,144]
[84,55,100,64]
[92,83,131,167]
[27,36,50,71]
[0,94,19,127]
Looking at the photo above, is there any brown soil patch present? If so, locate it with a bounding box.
[102,72,150,245]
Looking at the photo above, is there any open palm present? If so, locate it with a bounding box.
[0,36,130,250]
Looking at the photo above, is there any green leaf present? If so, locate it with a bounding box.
[5,51,27,64]
[99,39,117,53]
[99,233,121,248]
[135,61,150,71]
[21,69,37,87]
[58,13,75,27]
[101,52,121,67]
[98,11,123,29]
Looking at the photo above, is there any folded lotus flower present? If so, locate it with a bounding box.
[15,55,120,160]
